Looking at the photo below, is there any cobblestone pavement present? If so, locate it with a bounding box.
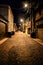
[0,31,43,65]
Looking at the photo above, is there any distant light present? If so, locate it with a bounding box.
[24,3,28,8]
[23,2,29,9]
[20,18,24,22]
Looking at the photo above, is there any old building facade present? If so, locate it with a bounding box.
[0,5,14,39]
[31,0,43,40]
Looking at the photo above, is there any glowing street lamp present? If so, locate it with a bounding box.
[24,3,28,8]
[20,18,24,22]
[22,2,30,16]
[23,2,29,9]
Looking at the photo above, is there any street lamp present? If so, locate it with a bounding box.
[24,3,28,8]
[23,2,29,9]
[20,18,24,22]
[22,1,31,17]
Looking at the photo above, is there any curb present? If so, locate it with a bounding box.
[33,38,43,45]
[0,38,8,45]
